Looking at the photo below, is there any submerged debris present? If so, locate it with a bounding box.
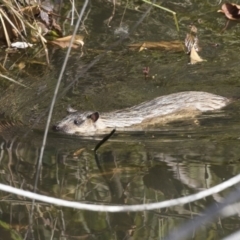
[189,46,205,65]
[143,67,150,80]
[48,35,84,49]
[128,40,183,52]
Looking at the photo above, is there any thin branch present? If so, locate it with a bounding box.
[0,74,29,88]
[120,0,128,27]
[106,0,116,27]
[0,11,11,47]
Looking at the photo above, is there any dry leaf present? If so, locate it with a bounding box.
[73,148,85,157]
[21,5,62,37]
[48,35,84,49]
[20,6,41,18]
[190,46,205,64]
[128,40,183,52]
[218,3,240,20]
[18,62,26,70]
[139,42,146,52]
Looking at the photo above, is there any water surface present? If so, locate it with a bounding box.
[1,1,240,239]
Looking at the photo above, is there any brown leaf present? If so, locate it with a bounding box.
[128,40,183,52]
[48,35,84,49]
[218,3,240,20]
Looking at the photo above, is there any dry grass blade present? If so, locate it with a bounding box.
[71,0,75,25]
[105,0,116,27]
[20,5,41,18]
[0,7,26,42]
[142,0,179,32]
[0,74,29,88]
[0,63,7,72]
[0,10,11,47]
[1,1,49,63]
[128,40,183,52]
[9,4,27,36]
[30,20,49,63]
[41,39,49,64]
[25,20,47,43]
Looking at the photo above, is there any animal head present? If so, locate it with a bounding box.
[53,111,100,135]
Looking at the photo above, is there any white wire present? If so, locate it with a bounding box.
[1,173,240,212]
[222,230,240,240]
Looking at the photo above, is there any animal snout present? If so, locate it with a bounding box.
[52,125,60,131]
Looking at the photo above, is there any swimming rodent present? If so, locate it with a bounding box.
[52,91,230,136]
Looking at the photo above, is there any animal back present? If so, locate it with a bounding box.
[100,91,229,128]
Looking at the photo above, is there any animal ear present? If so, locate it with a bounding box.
[67,106,77,113]
[88,112,99,122]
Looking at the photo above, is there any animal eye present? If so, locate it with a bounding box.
[74,119,81,125]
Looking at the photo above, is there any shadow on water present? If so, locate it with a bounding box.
[1,0,240,239]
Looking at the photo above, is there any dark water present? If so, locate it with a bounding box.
[1,0,240,239]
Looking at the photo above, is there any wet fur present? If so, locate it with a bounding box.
[53,91,230,135]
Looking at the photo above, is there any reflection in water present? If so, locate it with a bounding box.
[96,151,135,239]
[143,164,183,199]
[1,124,240,239]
